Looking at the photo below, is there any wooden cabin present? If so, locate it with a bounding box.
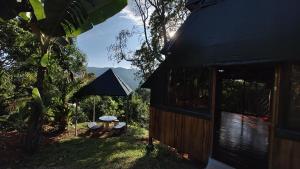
[142,0,300,169]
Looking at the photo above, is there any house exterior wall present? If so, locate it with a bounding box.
[147,64,300,168]
[269,64,300,169]
[149,106,213,166]
[270,138,300,169]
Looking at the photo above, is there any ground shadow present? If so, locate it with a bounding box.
[5,126,200,169]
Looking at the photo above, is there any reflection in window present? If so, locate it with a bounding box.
[167,68,210,111]
[285,65,300,131]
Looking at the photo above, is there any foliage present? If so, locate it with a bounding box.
[79,96,102,121]
[79,89,150,125]
[0,0,127,37]
[100,96,124,116]
[0,0,127,152]
[222,79,271,116]
[127,91,150,126]
[0,72,14,116]
[5,101,31,132]
[80,96,125,122]
[0,20,38,131]
[108,0,189,79]
[0,20,89,133]
[39,43,90,133]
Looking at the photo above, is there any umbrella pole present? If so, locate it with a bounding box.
[93,97,96,122]
[75,102,78,136]
[127,95,130,122]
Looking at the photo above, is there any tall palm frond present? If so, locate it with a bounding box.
[0,0,127,37]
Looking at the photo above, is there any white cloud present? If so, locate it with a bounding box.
[119,6,143,26]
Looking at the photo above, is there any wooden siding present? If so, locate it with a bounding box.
[269,64,300,169]
[149,106,213,165]
[271,138,300,169]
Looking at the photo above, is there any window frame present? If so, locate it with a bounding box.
[276,63,300,141]
[150,66,213,119]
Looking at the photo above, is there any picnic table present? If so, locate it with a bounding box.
[99,115,118,130]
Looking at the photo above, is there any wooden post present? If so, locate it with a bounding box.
[147,106,154,153]
[75,102,78,136]
[269,64,281,169]
[210,67,218,157]
[93,97,96,122]
[147,136,154,153]
[242,80,246,115]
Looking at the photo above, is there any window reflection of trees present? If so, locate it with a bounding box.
[286,65,300,131]
[167,68,209,111]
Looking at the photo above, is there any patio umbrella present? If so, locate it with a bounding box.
[73,68,133,122]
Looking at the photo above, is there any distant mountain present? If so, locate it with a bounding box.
[87,67,141,90]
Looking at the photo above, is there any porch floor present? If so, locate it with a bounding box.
[213,112,269,169]
[205,158,235,169]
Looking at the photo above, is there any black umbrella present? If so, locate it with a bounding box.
[74,68,132,99]
[72,68,133,132]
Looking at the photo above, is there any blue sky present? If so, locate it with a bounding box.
[77,1,141,69]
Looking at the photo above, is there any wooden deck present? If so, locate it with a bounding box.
[213,112,269,169]
[206,159,235,169]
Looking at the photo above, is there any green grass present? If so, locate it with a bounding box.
[15,124,198,169]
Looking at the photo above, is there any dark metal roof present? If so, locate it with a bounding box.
[73,69,132,99]
[141,61,169,88]
[164,0,300,67]
[185,0,219,11]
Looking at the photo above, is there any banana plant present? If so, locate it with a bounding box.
[0,0,127,152]
[0,0,127,37]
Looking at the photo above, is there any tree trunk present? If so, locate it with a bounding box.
[57,96,68,130]
[23,66,45,153]
[58,116,68,133]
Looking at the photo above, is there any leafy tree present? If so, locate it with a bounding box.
[127,91,149,125]
[0,72,14,116]
[108,0,188,79]
[0,0,127,152]
[79,92,150,125]
[0,20,38,122]
[80,96,102,121]
[46,44,88,132]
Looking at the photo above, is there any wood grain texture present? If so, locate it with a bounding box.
[149,106,212,165]
[270,64,300,169]
[271,138,300,169]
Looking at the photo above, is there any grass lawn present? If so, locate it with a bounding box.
[8,123,198,169]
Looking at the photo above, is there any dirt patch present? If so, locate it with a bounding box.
[0,126,82,168]
[0,130,25,168]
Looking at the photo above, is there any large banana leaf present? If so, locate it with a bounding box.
[0,0,127,37]
[39,0,127,37]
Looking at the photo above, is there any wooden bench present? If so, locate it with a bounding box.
[113,122,127,135]
[87,122,101,130]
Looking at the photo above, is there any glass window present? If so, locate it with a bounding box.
[166,67,210,111]
[284,64,300,131]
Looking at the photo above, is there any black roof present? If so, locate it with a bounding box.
[163,0,300,67]
[73,69,133,99]
[143,0,300,88]
[141,61,168,88]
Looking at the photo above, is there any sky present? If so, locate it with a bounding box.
[77,0,142,69]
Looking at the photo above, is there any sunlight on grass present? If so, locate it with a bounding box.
[16,123,198,169]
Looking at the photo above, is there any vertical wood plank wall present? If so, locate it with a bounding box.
[270,64,300,169]
[271,138,300,169]
[149,107,213,165]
